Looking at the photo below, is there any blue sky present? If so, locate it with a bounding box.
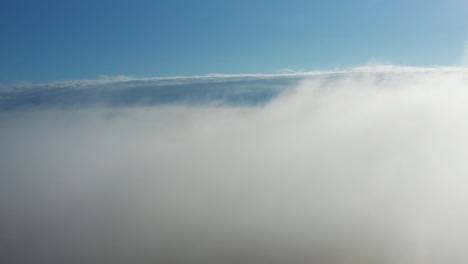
[1,0,467,83]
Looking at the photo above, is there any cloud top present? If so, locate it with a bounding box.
[2,66,468,263]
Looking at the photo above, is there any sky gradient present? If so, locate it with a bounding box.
[1,0,467,83]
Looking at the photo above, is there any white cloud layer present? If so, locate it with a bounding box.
[2,66,468,263]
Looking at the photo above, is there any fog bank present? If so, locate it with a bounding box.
[2,68,468,263]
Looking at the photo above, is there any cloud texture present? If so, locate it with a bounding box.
[2,67,468,263]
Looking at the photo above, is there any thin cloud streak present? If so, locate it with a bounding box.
[2,65,468,111]
[2,65,468,93]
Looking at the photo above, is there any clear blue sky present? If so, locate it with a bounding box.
[1,0,467,83]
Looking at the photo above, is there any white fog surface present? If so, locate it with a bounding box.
[2,67,468,263]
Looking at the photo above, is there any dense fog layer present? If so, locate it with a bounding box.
[2,68,468,263]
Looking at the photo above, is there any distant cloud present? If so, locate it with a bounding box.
[463,37,468,66]
[2,65,467,92]
[2,65,468,110]
[276,68,297,74]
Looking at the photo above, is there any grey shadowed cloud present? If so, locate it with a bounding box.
[2,66,468,263]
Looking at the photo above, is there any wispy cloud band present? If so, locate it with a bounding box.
[2,65,468,111]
